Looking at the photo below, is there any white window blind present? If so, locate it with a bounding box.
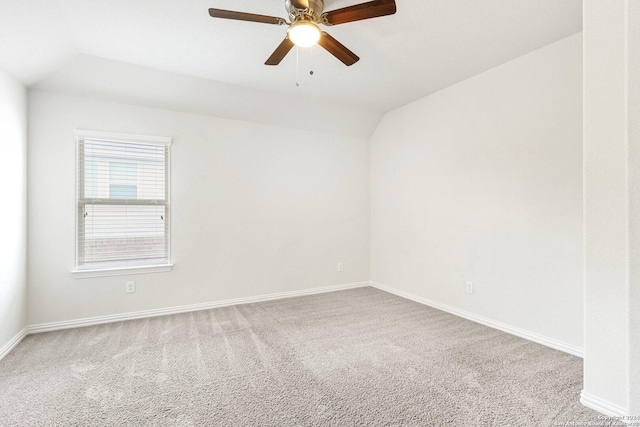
[76,131,171,271]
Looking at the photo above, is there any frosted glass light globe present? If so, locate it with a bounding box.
[288,21,321,47]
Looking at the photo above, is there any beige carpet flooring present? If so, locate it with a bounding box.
[0,287,609,426]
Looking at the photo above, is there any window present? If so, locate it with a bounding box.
[74,130,172,277]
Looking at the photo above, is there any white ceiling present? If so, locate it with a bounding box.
[31,54,384,138]
[0,0,581,114]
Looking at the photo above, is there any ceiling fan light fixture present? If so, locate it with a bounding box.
[288,21,321,47]
[208,0,397,66]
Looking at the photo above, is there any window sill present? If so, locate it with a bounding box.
[71,264,173,279]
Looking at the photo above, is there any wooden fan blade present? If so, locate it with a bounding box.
[208,8,285,25]
[322,0,396,26]
[290,0,310,9]
[265,38,295,65]
[317,32,359,66]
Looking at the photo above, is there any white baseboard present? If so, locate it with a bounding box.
[370,281,584,358]
[0,328,28,362]
[580,390,628,419]
[27,281,369,334]
[2,280,583,366]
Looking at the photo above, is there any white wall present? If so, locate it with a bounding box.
[370,34,583,349]
[0,66,28,351]
[27,90,370,325]
[582,0,628,411]
[583,0,639,416]
[628,1,640,415]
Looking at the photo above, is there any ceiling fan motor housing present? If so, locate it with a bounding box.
[285,0,325,23]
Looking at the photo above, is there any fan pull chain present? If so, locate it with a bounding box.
[296,46,300,87]
[309,45,314,77]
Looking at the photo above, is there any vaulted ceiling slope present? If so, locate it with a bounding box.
[0,0,581,136]
[32,55,383,138]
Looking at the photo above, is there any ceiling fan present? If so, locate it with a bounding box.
[208,0,397,66]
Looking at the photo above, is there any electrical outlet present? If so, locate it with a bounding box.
[465,281,473,294]
[338,262,344,272]
[126,281,135,293]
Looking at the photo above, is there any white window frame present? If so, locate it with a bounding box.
[72,129,173,278]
